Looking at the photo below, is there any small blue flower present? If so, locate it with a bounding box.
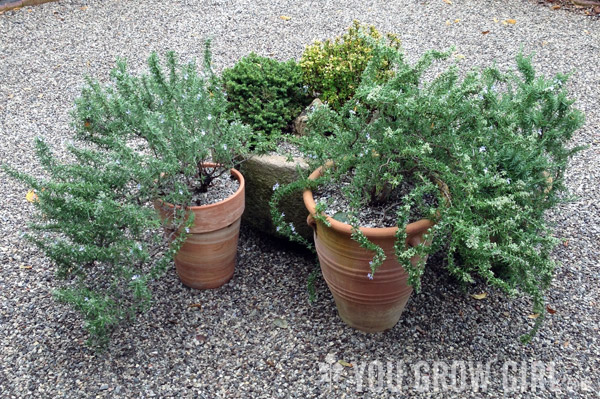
[131,274,140,281]
[126,109,131,115]
[185,227,190,233]
[367,273,373,280]
[272,182,280,191]
[479,146,486,153]
[289,223,296,233]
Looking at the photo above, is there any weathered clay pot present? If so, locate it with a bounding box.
[303,166,437,332]
[155,165,245,289]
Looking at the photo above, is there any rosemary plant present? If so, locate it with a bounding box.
[4,41,254,348]
[271,34,584,341]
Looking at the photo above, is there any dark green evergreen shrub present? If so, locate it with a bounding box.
[222,53,311,147]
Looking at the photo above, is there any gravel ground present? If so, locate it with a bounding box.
[187,171,240,206]
[1,0,599,397]
[313,173,435,227]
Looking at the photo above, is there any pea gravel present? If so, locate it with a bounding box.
[1,1,599,398]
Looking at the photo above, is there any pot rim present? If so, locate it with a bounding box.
[302,164,438,238]
[158,162,245,211]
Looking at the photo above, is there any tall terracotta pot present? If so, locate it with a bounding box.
[155,165,245,289]
[303,166,437,332]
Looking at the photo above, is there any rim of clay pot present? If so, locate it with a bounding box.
[159,162,245,211]
[302,164,437,238]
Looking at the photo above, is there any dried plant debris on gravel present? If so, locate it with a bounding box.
[533,0,600,17]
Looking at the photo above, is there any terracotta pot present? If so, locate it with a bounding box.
[155,164,245,289]
[303,166,439,332]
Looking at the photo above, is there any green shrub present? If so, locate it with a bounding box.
[272,37,584,342]
[300,20,400,111]
[74,43,253,207]
[222,53,311,147]
[4,138,186,349]
[3,42,252,349]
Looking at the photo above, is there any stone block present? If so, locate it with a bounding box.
[241,154,312,240]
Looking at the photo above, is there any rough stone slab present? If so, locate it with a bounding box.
[241,153,312,240]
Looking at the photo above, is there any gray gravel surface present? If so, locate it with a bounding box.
[1,0,599,398]
[188,170,240,206]
[314,173,435,227]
